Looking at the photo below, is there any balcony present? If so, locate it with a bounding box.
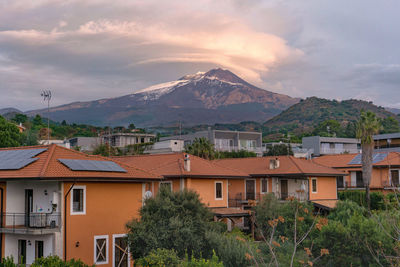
[320,147,360,155]
[0,212,61,235]
[215,145,263,154]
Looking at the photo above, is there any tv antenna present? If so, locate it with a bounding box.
[41,90,52,144]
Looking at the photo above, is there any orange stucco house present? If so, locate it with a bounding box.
[0,144,161,266]
[215,156,345,210]
[313,152,400,192]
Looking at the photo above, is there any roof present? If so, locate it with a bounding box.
[0,144,160,180]
[211,207,251,217]
[312,199,338,210]
[373,132,400,140]
[215,156,346,177]
[303,136,360,144]
[313,152,400,168]
[112,153,249,178]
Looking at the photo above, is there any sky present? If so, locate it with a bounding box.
[1,0,399,111]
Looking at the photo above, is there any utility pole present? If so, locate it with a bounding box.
[41,90,52,144]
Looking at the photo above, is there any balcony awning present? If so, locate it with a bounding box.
[211,208,251,218]
[311,199,338,211]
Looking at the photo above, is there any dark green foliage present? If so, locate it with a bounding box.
[127,187,214,259]
[134,249,224,267]
[313,119,343,137]
[265,144,293,156]
[314,200,395,266]
[338,190,385,210]
[185,138,216,160]
[92,144,121,157]
[0,256,94,267]
[205,229,252,267]
[0,115,22,148]
[11,113,28,124]
[380,116,400,134]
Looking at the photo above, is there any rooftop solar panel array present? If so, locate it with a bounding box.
[58,159,127,173]
[0,148,47,170]
[348,153,388,165]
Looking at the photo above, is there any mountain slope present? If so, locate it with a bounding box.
[27,68,300,126]
[264,97,398,133]
[0,108,22,116]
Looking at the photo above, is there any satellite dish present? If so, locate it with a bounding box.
[144,191,153,199]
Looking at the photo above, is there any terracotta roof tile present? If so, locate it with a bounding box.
[112,153,249,178]
[215,156,345,177]
[0,144,160,180]
[313,152,400,168]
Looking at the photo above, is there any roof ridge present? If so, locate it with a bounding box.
[0,145,49,151]
[39,144,56,177]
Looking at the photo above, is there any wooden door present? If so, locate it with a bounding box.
[280,180,288,200]
[246,180,256,200]
[114,236,129,267]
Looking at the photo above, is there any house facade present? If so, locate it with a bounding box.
[313,152,400,191]
[302,136,360,156]
[102,133,156,148]
[0,144,160,266]
[374,133,400,153]
[160,128,263,156]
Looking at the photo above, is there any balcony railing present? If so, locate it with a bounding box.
[320,147,360,155]
[229,191,308,207]
[215,146,263,154]
[0,212,61,234]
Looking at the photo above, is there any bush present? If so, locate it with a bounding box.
[0,256,93,267]
[135,249,224,267]
[127,187,214,259]
[338,190,385,210]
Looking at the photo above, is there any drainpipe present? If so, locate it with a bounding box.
[64,182,75,262]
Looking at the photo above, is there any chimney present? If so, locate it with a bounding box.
[184,154,191,172]
[269,158,280,169]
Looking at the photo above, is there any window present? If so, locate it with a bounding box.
[261,179,268,193]
[356,171,364,187]
[71,186,86,215]
[391,170,400,187]
[337,176,344,188]
[113,234,129,267]
[311,178,317,193]
[35,240,44,259]
[159,181,172,191]
[18,240,26,264]
[215,182,223,200]
[94,235,109,265]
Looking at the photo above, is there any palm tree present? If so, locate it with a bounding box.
[356,111,381,209]
[185,137,216,160]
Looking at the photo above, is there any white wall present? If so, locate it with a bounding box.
[4,234,54,265]
[152,140,184,152]
[6,181,61,214]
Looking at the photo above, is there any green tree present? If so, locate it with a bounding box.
[0,116,21,148]
[380,116,400,134]
[92,144,120,156]
[356,111,381,209]
[126,187,214,260]
[32,114,44,127]
[128,123,136,130]
[185,138,216,160]
[11,113,28,124]
[313,120,343,137]
[265,144,293,156]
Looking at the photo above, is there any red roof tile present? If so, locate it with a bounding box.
[215,156,345,177]
[0,144,160,180]
[112,153,249,178]
[313,152,400,168]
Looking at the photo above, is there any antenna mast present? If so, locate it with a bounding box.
[41,90,52,144]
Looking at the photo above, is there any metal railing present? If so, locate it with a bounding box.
[1,212,61,232]
[229,191,309,207]
[320,147,360,154]
[215,146,263,153]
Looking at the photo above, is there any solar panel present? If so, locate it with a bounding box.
[58,159,127,173]
[0,148,47,170]
[348,153,388,165]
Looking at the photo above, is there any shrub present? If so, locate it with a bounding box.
[0,256,93,267]
[338,190,385,210]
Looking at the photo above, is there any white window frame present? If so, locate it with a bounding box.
[159,181,173,191]
[70,185,86,215]
[311,178,317,193]
[94,235,109,265]
[261,178,268,194]
[215,181,223,200]
[112,234,130,267]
